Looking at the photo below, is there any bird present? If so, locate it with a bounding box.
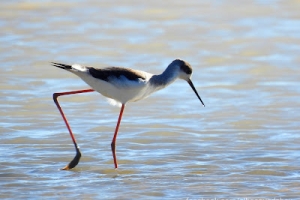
[52,59,205,170]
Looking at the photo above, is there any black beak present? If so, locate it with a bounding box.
[187,79,205,107]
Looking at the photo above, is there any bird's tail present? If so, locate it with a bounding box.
[51,62,72,70]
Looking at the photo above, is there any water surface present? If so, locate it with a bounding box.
[0,0,300,199]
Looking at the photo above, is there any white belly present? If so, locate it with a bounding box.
[77,73,150,104]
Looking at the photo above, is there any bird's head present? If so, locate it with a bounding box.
[171,59,205,107]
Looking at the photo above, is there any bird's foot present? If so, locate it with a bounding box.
[61,149,81,170]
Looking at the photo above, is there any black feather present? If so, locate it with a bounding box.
[89,67,146,81]
[51,62,72,70]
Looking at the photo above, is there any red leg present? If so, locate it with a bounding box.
[53,89,94,170]
[111,104,125,169]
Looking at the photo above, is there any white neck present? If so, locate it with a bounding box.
[149,64,180,90]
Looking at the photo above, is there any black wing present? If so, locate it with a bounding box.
[51,62,72,70]
[88,67,146,82]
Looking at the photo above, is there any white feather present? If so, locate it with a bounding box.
[72,64,88,72]
[106,98,122,107]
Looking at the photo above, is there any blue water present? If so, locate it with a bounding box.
[0,0,300,199]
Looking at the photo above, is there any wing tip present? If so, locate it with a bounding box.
[51,62,72,70]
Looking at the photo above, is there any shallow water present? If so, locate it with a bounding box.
[1,0,300,199]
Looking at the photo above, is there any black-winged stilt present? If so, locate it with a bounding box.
[52,59,205,169]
